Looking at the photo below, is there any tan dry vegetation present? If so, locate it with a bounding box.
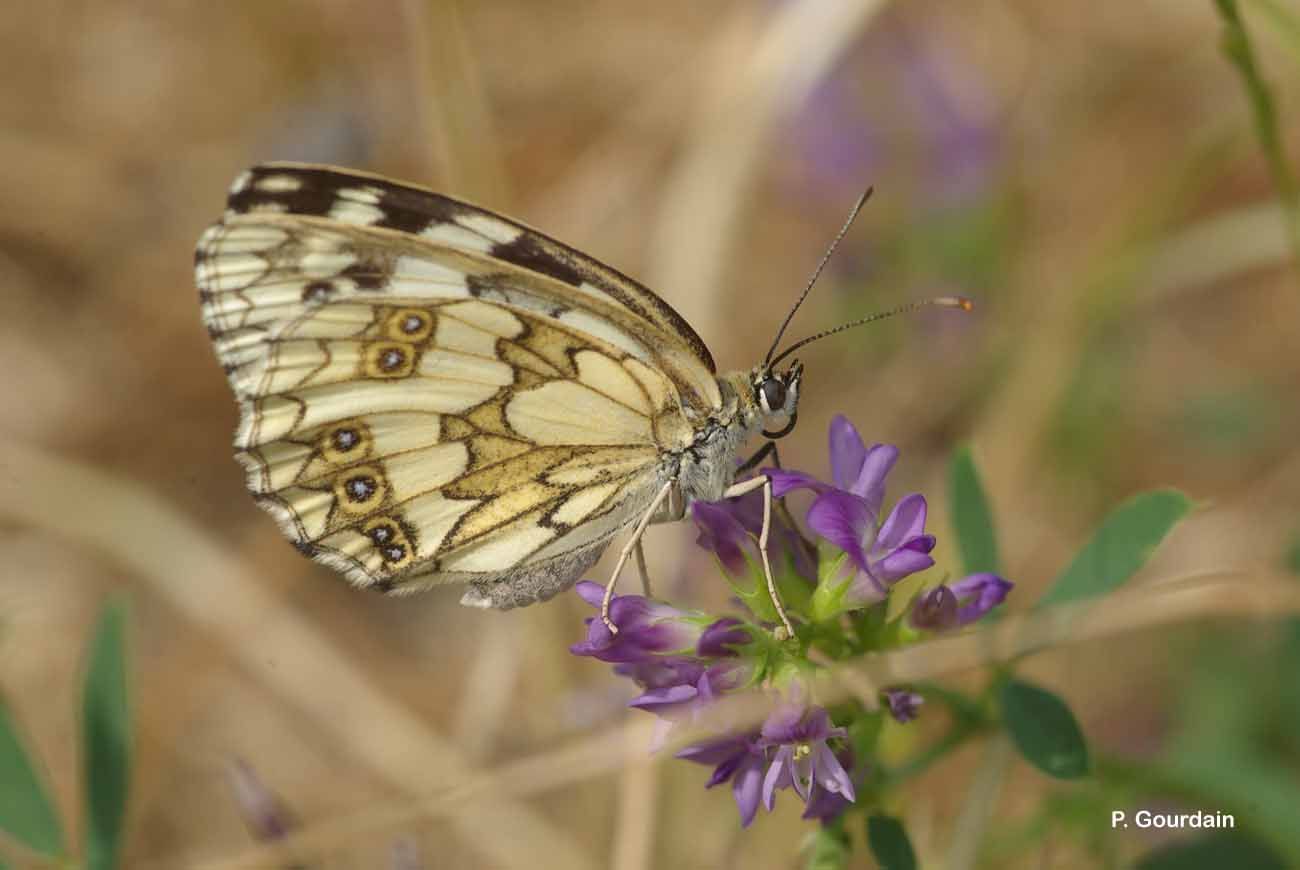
[1,1,1298,868]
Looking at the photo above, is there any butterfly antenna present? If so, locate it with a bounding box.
[763,187,874,367]
[769,296,974,368]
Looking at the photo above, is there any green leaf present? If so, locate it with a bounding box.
[947,446,1001,575]
[1156,750,1300,863]
[0,701,65,856]
[1038,489,1192,608]
[866,814,917,870]
[803,823,851,870]
[810,551,853,623]
[999,680,1089,779]
[1135,831,1287,870]
[83,599,131,870]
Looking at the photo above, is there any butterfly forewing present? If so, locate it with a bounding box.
[196,164,720,606]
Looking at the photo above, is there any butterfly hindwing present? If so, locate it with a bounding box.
[197,167,718,606]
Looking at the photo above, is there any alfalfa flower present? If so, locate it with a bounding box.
[770,415,935,609]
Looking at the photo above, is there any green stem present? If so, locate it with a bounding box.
[1215,0,1300,271]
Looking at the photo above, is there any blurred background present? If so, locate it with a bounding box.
[2,1,1298,867]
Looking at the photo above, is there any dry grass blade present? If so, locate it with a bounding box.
[610,717,660,870]
[0,442,597,870]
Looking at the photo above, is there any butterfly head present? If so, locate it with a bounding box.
[755,359,803,439]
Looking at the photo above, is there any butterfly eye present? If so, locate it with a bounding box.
[760,377,787,413]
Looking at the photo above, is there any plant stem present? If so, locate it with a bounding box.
[1215,0,1300,273]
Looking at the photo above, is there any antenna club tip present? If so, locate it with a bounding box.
[934,295,974,312]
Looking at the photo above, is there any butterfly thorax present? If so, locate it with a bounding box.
[669,368,775,509]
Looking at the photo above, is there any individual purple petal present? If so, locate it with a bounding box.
[766,468,827,497]
[706,752,744,787]
[732,754,766,827]
[789,755,813,800]
[828,415,868,491]
[809,743,855,801]
[613,657,703,690]
[692,502,749,574]
[225,759,295,841]
[873,538,936,584]
[698,618,751,657]
[950,572,1013,624]
[883,689,924,723]
[676,733,751,767]
[850,443,900,515]
[762,745,796,810]
[575,580,604,608]
[628,683,698,711]
[806,490,874,572]
[875,493,928,553]
[909,585,959,631]
[676,732,768,827]
[846,570,889,604]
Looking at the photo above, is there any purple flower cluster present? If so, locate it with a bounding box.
[571,583,752,743]
[570,415,1013,828]
[768,416,1010,625]
[571,583,853,825]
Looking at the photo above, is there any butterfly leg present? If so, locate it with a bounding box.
[738,441,817,565]
[602,480,675,633]
[634,539,652,597]
[722,474,795,640]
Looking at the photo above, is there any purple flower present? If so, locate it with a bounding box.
[766,416,896,508]
[225,759,296,841]
[677,733,767,827]
[698,617,751,657]
[628,660,748,719]
[613,657,705,691]
[759,702,856,810]
[617,654,753,752]
[570,581,704,663]
[883,689,924,724]
[801,747,857,822]
[950,573,1012,624]
[909,585,960,631]
[693,477,816,582]
[909,573,1012,631]
[773,416,936,605]
[692,501,750,575]
[893,29,998,205]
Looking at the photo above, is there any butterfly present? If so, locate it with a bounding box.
[196,163,967,636]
